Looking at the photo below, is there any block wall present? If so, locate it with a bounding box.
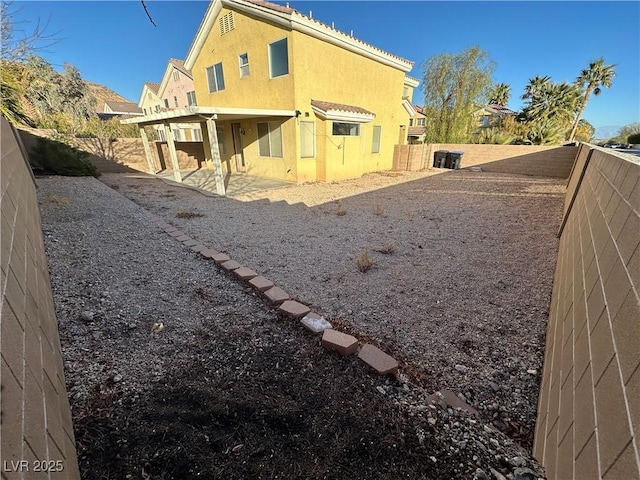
[534,146,640,479]
[1,117,80,479]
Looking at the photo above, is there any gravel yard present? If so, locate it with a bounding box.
[38,169,564,479]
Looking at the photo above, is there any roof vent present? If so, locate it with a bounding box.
[219,12,235,35]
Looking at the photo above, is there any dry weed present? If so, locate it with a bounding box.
[41,193,70,206]
[373,204,385,216]
[336,203,347,216]
[356,248,373,272]
[373,243,396,254]
[175,210,204,219]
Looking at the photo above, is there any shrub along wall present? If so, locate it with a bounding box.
[1,117,80,478]
[393,143,578,178]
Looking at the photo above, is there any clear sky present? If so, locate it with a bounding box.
[11,1,640,132]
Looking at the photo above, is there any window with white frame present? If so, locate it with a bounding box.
[155,105,161,113]
[257,122,283,157]
[268,38,289,78]
[187,91,197,106]
[332,122,360,136]
[173,70,180,81]
[403,86,409,98]
[417,118,426,126]
[372,126,382,153]
[158,128,166,142]
[172,129,181,141]
[173,96,178,107]
[300,121,315,158]
[163,98,169,108]
[193,129,202,142]
[206,63,225,93]
[238,53,250,78]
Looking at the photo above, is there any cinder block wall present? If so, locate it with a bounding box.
[534,146,640,479]
[156,141,206,171]
[1,117,80,478]
[393,144,578,178]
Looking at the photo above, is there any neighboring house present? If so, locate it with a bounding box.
[99,101,143,120]
[156,59,202,142]
[408,104,427,143]
[124,0,418,188]
[474,104,517,129]
[139,82,163,117]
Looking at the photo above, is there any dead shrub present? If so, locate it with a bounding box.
[175,210,204,219]
[373,243,396,254]
[41,193,70,206]
[336,203,347,216]
[373,204,385,216]
[356,248,373,272]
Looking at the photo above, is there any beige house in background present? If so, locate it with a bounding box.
[139,82,162,116]
[157,59,202,142]
[408,104,427,143]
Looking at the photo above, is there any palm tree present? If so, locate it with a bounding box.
[568,58,616,141]
[523,81,581,125]
[521,75,551,101]
[488,83,511,106]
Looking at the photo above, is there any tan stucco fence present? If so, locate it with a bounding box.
[393,143,579,178]
[2,123,639,479]
[1,118,80,478]
[534,145,640,479]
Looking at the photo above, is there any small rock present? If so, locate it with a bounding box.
[489,438,500,447]
[427,417,437,425]
[526,369,537,375]
[455,364,468,373]
[79,311,94,323]
[489,381,501,392]
[490,467,508,480]
[474,468,490,480]
[113,374,123,383]
[376,386,386,395]
[513,468,537,480]
[510,456,525,467]
[429,456,437,463]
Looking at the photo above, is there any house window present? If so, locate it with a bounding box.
[219,11,235,35]
[143,108,147,115]
[257,121,283,157]
[173,70,179,81]
[206,63,225,93]
[187,91,197,106]
[300,121,315,158]
[172,129,181,141]
[409,118,414,127]
[163,99,169,108]
[268,38,289,78]
[403,86,409,98]
[155,105,161,113]
[238,53,250,78]
[332,122,360,136]
[417,118,425,126]
[147,92,152,99]
[158,128,166,142]
[216,126,227,154]
[372,126,382,153]
[193,129,202,142]
[173,96,178,107]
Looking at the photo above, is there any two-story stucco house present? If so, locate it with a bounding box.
[124,0,418,194]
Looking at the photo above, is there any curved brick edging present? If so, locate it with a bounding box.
[152,215,400,377]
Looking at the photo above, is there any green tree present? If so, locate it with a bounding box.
[570,119,595,143]
[0,62,31,124]
[616,122,640,144]
[568,58,616,141]
[521,75,551,102]
[488,83,511,106]
[421,46,495,143]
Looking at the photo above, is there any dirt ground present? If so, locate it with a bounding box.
[37,169,562,479]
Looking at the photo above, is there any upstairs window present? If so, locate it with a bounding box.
[403,86,409,98]
[173,70,180,81]
[143,108,147,115]
[206,63,225,93]
[238,53,250,78]
[187,91,197,106]
[409,118,414,126]
[173,96,178,107]
[163,98,169,108]
[417,118,425,126]
[154,105,161,113]
[219,12,235,35]
[257,122,283,157]
[332,122,360,136]
[269,38,289,78]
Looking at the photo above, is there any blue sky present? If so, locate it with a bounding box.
[11,1,640,132]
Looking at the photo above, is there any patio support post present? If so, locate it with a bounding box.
[138,126,156,174]
[203,118,226,195]
[163,122,182,183]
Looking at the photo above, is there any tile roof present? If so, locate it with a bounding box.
[310,100,374,117]
[168,58,192,77]
[144,82,160,94]
[484,104,517,115]
[408,126,426,136]
[414,105,426,115]
[105,101,143,114]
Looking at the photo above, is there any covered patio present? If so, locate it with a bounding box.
[121,106,297,195]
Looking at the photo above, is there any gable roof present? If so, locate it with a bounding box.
[482,104,517,116]
[158,58,194,100]
[184,0,414,72]
[104,101,143,114]
[145,82,160,94]
[311,99,375,123]
[138,82,162,107]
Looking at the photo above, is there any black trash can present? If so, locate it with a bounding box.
[433,150,448,168]
[447,150,464,170]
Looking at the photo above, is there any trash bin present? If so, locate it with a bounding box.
[433,150,448,168]
[447,150,464,170]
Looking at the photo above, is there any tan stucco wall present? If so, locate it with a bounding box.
[393,144,578,178]
[1,117,80,478]
[534,146,640,479]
